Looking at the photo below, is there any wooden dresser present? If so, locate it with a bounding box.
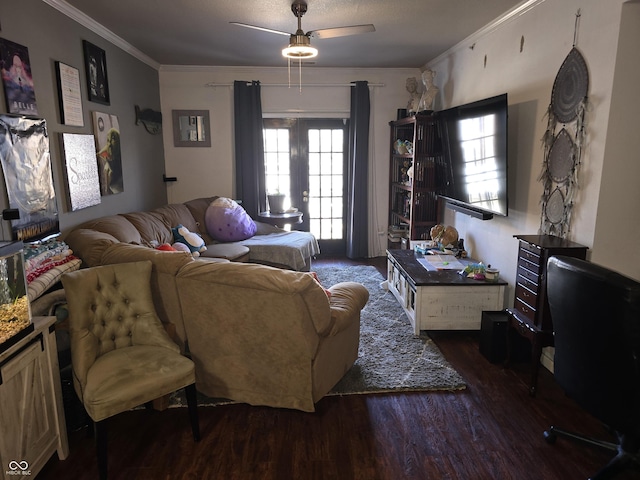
[506,234,588,395]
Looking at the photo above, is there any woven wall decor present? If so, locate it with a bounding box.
[539,15,589,239]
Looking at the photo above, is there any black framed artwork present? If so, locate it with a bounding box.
[83,40,110,105]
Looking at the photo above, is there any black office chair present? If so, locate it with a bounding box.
[544,255,640,479]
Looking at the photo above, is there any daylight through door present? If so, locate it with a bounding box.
[263,118,347,254]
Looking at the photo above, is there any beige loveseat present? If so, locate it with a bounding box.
[62,199,369,412]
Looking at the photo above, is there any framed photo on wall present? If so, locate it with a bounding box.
[55,61,84,126]
[83,40,110,105]
[0,37,39,115]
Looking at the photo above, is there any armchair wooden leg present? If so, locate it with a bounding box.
[95,420,108,480]
[184,383,200,442]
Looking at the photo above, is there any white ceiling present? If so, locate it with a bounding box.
[60,0,524,68]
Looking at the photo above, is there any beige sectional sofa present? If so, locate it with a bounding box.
[62,198,369,411]
[65,196,319,271]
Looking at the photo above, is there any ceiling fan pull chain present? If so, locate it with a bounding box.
[299,58,302,93]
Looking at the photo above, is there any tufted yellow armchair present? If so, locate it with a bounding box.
[62,260,199,480]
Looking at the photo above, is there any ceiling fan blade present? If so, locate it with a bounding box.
[230,22,291,37]
[310,24,375,39]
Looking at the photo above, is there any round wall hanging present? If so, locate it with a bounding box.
[551,47,589,123]
[547,128,575,183]
[545,188,566,225]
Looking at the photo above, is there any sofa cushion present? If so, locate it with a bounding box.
[150,204,198,233]
[121,211,173,246]
[200,243,250,261]
[74,215,142,244]
[205,197,257,242]
[184,196,218,244]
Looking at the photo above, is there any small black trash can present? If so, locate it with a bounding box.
[479,310,531,364]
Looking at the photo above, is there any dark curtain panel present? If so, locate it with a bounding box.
[346,81,370,259]
[234,80,266,218]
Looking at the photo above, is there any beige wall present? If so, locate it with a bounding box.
[591,0,640,279]
[427,0,638,283]
[160,66,421,256]
[159,0,638,285]
[425,0,637,371]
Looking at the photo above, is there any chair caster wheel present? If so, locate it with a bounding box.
[543,429,557,444]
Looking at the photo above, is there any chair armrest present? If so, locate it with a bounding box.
[327,282,369,336]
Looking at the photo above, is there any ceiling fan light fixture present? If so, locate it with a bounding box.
[282,34,318,59]
[282,44,318,58]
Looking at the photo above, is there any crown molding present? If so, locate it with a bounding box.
[427,0,546,67]
[43,0,160,70]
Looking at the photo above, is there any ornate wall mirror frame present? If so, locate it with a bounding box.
[172,109,211,147]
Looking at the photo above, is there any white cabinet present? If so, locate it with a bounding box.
[0,316,68,479]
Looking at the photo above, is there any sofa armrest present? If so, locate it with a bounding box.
[63,229,119,267]
[327,282,369,336]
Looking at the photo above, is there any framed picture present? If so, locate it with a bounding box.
[0,37,38,115]
[92,111,123,195]
[83,40,110,105]
[55,61,84,126]
[172,109,211,147]
[61,133,101,210]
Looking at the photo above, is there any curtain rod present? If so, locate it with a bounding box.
[205,82,385,88]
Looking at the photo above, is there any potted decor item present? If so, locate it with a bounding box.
[267,192,286,213]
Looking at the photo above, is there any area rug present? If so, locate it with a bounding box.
[169,263,465,408]
[316,264,466,395]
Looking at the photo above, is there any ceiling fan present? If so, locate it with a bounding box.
[230,0,375,60]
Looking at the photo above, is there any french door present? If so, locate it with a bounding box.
[263,118,348,255]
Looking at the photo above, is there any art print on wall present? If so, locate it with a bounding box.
[0,115,59,241]
[55,61,84,127]
[92,112,123,195]
[62,133,101,210]
[0,38,38,115]
[83,40,110,105]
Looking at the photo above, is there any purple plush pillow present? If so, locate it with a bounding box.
[205,198,257,242]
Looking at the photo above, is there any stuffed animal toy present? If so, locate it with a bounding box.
[156,243,177,252]
[172,224,207,256]
[171,242,191,253]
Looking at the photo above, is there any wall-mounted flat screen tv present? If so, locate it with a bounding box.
[439,93,508,219]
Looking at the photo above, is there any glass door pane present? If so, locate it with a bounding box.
[263,118,347,254]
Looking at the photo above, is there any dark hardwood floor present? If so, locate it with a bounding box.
[39,256,638,480]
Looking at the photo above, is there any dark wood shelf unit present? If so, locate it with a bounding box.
[388,113,448,243]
